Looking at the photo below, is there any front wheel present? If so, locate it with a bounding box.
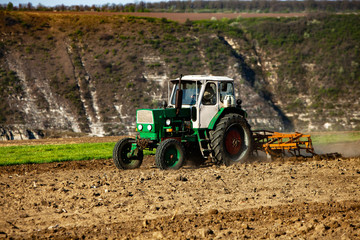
[210,114,253,166]
[155,139,185,170]
[113,138,143,170]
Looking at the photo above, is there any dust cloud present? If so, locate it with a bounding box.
[314,141,360,157]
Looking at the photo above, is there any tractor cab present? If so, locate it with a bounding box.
[168,75,236,129]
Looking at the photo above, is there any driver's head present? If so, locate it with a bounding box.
[203,85,215,101]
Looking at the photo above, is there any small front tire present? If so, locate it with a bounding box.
[155,139,185,170]
[113,138,143,170]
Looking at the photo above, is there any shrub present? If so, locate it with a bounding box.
[147,63,161,68]
[163,34,177,42]
[25,47,32,53]
[99,34,113,41]
[126,82,134,88]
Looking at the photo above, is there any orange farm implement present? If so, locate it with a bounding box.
[252,130,316,158]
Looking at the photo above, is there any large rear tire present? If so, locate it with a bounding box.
[210,114,252,166]
[113,138,143,169]
[155,139,185,170]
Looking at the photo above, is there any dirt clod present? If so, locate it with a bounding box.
[209,209,219,215]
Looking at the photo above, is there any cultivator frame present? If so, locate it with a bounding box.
[252,130,316,158]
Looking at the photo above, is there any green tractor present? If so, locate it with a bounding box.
[113,75,253,170]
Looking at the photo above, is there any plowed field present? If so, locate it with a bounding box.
[30,11,308,23]
[1,137,359,239]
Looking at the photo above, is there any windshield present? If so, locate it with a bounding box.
[171,81,202,105]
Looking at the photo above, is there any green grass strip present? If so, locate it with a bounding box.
[311,132,360,145]
[0,142,114,166]
[0,142,156,166]
[2,132,359,166]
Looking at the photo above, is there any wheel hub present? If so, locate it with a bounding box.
[225,128,242,155]
[164,147,179,166]
[232,138,240,147]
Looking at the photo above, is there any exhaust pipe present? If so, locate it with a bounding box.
[175,74,183,115]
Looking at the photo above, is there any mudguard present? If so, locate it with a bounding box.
[208,107,247,130]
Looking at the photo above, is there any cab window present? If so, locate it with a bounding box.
[219,82,234,102]
[202,82,217,105]
[171,81,202,105]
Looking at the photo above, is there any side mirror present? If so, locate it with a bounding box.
[162,100,168,109]
[236,99,242,107]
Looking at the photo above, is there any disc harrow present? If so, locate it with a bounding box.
[252,130,316,158]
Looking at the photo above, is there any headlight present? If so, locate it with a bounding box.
[138,124,143,131]
[166,119,171,126]
[147,125,152,131]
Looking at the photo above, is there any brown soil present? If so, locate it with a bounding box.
[1,144,359,239]
[31,11,308,23]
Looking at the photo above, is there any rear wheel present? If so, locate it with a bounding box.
[155,139,185,170]
[113,138,143,169]
[210,114,252,166]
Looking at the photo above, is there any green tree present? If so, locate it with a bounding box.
[7,2,14,11]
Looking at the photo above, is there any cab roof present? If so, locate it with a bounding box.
[172,75,233,82]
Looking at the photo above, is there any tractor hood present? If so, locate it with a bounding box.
[136,108,191,140]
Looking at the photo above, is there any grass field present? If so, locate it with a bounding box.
[311,131,360,145]
[1,132,359,166]
[0,142,115,166]
[0,141,156,166]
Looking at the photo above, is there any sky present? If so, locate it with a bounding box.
[0,0,162,7]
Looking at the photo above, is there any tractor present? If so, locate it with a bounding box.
[113,75,253,170]
[113,75,316,170]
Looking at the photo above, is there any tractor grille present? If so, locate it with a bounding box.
[137,110,154,124]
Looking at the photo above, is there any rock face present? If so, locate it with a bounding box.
[0,12,359,139]
[0,125,44,140]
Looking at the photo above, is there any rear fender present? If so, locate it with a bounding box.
[208,107,247,130]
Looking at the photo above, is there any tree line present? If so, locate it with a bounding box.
[2,0,360,13]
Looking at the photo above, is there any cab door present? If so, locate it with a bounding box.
[198,82,219,128]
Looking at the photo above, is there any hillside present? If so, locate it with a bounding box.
[0,12,359,139]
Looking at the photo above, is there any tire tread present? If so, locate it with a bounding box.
[155,139,185,170]
[209,114,252,166]
[113,138,143,170]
